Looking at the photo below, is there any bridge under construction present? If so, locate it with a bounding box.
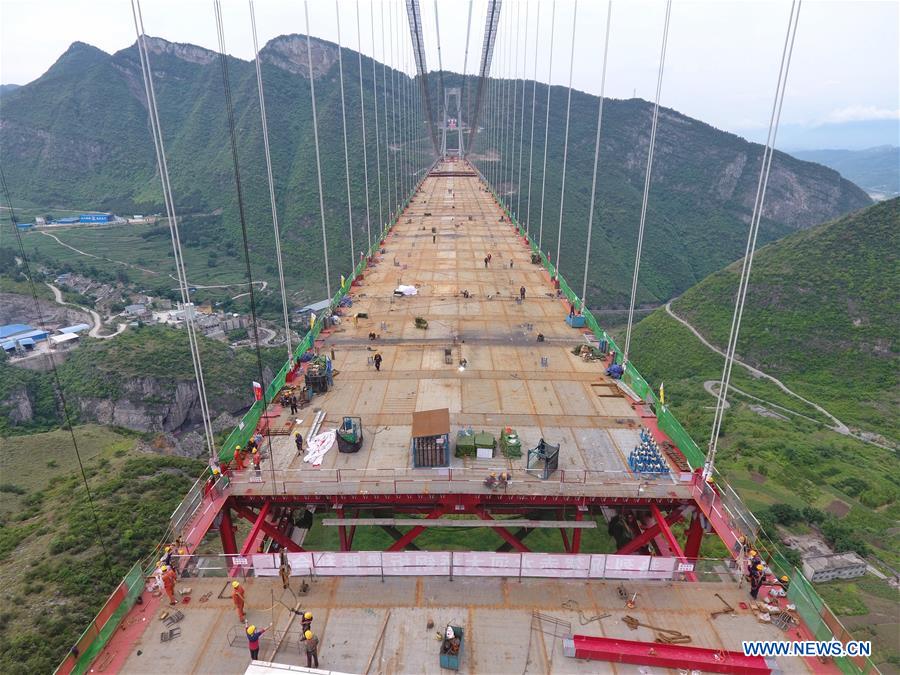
[41,0,876,674]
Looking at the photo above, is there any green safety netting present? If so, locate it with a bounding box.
[58,562,144,675]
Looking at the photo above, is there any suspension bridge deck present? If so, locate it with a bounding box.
[251,160,684,498]
[116,575,808,674]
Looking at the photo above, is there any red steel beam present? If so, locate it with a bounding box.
[616,507,685,555]
[386,505,451,552]
[233,503,304,553]
[564,635,773,674]
[650,503,687,558]
[571,510,584,554]
[219,506,237,555]
[476,510,531,553]
[684,511,704,560]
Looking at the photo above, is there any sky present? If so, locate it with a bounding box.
[1,0,898,147]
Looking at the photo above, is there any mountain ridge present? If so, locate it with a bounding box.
[1,36,872,308]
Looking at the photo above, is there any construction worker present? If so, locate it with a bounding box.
[301,611,313,637]
[373,352,382,372]
[279,550,291,590]
[232,580,247,623]
[252,448,262,477]
[749,564,765,599]
[246,623,271,661]
[234,444,246,470]
[161,565,177,605]
[747,550,762,575]
[304,630,320,668]
[294,431,304,455]
[160,545,173,567]
[519,286,526,301]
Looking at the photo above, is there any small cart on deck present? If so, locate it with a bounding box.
[440,625,464,670]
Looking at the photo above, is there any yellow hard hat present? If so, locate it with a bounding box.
[749,550,757,557]
[232,581,240,588]
[247,625,256,635]
[780,575,789,582]
[252,448,258,454]
[161,565,168,572]
[304,612,313,620]
[756,564,764,571]
[213,468,220,475]
[294,431,300,436]
[236,444,242,450]
[164,546,171,553]
[305,630,313,640]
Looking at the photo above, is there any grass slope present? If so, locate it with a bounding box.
[0,425,204,674]
[671,198,900,443]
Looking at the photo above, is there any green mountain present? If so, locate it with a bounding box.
[1,37,871,307]
[791,146,900,200]
[664,197,899,442]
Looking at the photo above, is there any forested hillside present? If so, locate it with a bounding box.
[1,35,870,307]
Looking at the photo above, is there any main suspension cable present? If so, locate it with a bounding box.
[554,0,579,277]
[705,1,802,478]
[212,0,276,481]
[581,1,613,307]
[537,0,557,250]
[369,2,385,235]
[525,0,540,236]
[461,0,474,155]
[515,0,530,222]
[355,0,373,252]
[132,0,216,458]
[622,0,673,364]
[249,0,292,359]
[304,0,332,298]
[335,0,356,268]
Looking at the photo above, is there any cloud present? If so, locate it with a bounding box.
[819,106,900,125]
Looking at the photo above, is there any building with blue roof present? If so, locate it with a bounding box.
[59,323,91,334]
[0,324,34,339]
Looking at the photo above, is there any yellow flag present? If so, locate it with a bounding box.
[659,382,665,405]
[341,275,346,289]
[310,312,316,327]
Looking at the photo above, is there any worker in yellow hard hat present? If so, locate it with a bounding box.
[251,446,262,477]
[233,443,246,470]
[245,623,271,660]
[304,629,320,668]
[232,580,246,623]
[294,431,304,455]
[301,611,313,636]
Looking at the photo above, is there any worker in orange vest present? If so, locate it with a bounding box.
[233,444,246,470]
[161,565,178,605]
[251,448,262,477]
[232,580,247,624]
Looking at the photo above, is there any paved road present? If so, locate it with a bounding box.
[39,230,159,276]
[46,283,126,339]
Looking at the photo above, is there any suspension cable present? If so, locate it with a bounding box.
[249,0,292,359]
[461,0,474,155]
[132,0,216,459]
[335,0,356,268]
[2,165,117,581]
[434,0,446,156]
[355,0,373,252]
[503,2,516,208]
[382,3,393,220]
[389,1,399,214]
[525,0,540,236]
[212,0,276,482]
[622,0,673,364]
[537,0,556,250]
[554,0,579,276]
[515,0,529,221]
[507,0,521,215]
[304,0,332,298]
[581,1,613,306]
[705,1,802,478]
[369,3,385,235]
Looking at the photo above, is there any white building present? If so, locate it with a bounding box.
[802,553,868,583]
